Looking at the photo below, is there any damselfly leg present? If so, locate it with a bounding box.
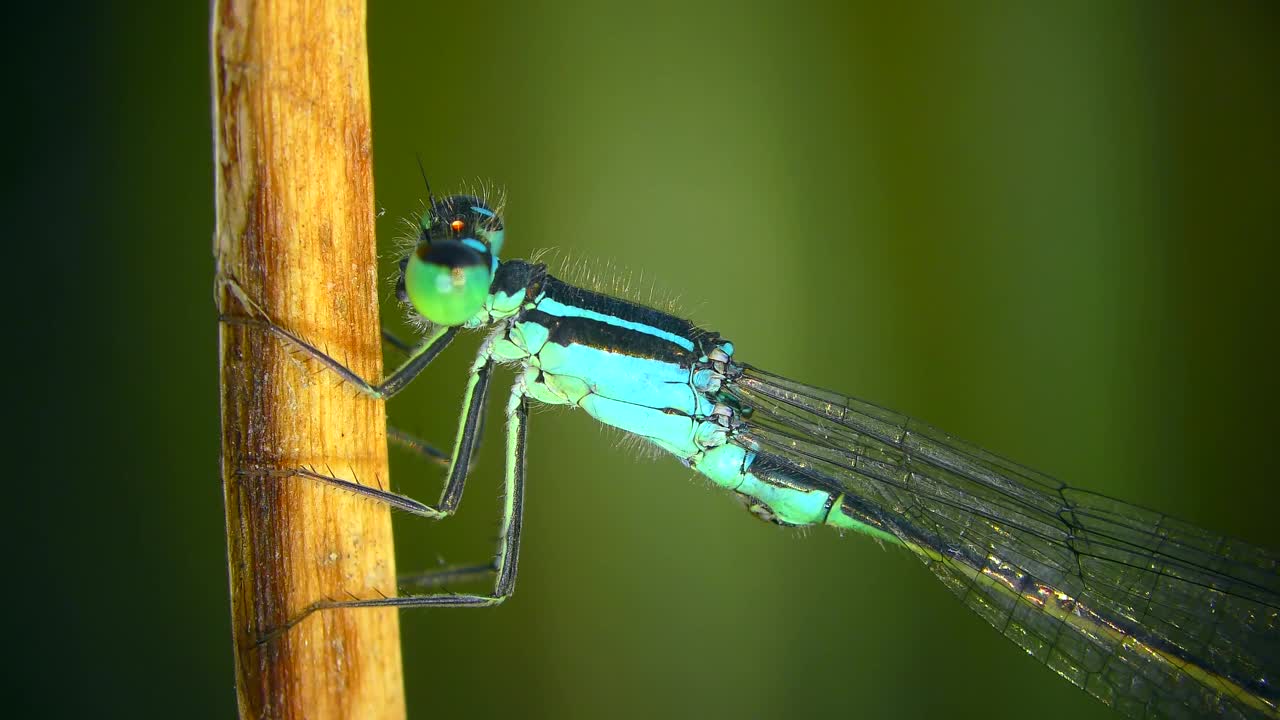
[221,277,528,638]
[308,388,528,614]
[256,386,528,643]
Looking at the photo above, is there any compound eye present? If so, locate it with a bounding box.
[402,241,491,326]
[450,219,465,232]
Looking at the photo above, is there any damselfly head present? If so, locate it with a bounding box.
[397,194,505,327]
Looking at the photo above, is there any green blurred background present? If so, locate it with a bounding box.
[17,2,1279,718]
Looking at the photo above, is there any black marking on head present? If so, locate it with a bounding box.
[418,240,487,268]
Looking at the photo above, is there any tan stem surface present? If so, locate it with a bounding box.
[213,1,405,717]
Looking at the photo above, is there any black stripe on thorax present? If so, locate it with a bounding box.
[519,309,696,365]
[539,275,719,349]
[516,274,721,363]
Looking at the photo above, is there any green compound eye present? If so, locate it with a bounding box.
[403,241,492,326]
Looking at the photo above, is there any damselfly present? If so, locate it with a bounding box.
[228,191,1279,719]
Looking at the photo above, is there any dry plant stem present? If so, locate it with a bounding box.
[213,1,406,718]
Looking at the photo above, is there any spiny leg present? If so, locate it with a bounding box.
[438,344,495,514]
[234,285,479,467]
[223,275,495,519]
[271,382,531,635]
[220,275,458,400]
[223,276,524,643]
[226,432,458,524]
[249,335,500,524]
[284,467,445,519]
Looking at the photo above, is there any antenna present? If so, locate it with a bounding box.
[415,153,436,208]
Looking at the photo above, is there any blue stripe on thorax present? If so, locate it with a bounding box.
[534,297,696,352]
